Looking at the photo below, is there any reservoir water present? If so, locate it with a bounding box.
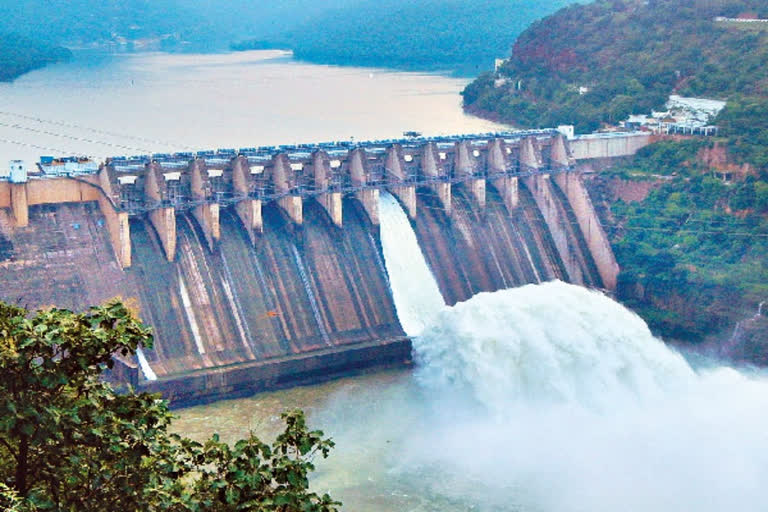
[0,49,504,163]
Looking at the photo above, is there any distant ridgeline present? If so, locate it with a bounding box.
[232,0,582,75]
[462,0,768,356]
[0,33,71,81]
[0,0,213,51]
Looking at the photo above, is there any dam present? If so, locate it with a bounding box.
[0,130,650,405]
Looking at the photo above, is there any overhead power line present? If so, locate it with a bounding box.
[0,110,196,151]
[0,137,78,156]
[408,190,768,239]
[0,121,151,153]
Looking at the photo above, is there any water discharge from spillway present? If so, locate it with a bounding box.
[378,193,446,336]
[329,193,768,511]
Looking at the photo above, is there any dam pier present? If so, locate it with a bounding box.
[0,130,651,405]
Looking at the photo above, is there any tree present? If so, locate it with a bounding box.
[0,300,340,512]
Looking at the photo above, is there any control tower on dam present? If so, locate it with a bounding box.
[0,130,645,406]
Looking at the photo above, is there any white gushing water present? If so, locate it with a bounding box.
[135,346,157,381]
[369,193,768,512]
[378,193,445,336]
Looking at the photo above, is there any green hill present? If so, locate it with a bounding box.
[462,0,768,131]
[0,33,71,82]
[236,0,582,76]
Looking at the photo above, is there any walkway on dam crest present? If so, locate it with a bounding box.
[0,130,648,277]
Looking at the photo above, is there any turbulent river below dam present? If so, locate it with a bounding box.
[174,194,768,512]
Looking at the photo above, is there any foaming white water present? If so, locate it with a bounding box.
[378,192,445,336]
[415,282,696,412]
[400,282,768,510]
[327,205,768,511]
[316,281,768,511]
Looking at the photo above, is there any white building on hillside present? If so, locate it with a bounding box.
[621,95,726,136]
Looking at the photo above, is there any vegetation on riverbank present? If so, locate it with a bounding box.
[3,0,580,77]
[462,0,768,131]
[232,0,580,75]
[0,33,71,82]
[0,301,339,511]
[598,88,768,350]
[588,140,767,356]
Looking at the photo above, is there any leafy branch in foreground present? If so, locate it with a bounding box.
[0,300,340,512]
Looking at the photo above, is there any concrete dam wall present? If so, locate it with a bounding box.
[0,199,407,404]
[0,131,626,405]
[410,178,602,307]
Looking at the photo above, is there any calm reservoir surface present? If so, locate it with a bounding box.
[0,49,504,163]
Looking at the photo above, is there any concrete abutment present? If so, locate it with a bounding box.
[98,193,132,268]
[190,159,221,251]
[318,192,343,227]
[149,207,177,262]
[491,176,519,212]
[553,172,619,290]
[355,189,380,225]
[278,196,303,225]
[466,178,487,210]
[431,182,452,213]
[390,185,417,219]
[235,199,263,245]
[10,183,28,227]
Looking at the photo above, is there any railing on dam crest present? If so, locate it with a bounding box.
[0,129,651,270]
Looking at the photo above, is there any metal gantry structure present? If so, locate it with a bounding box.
[14,129,575,217]
[92,129,571,216]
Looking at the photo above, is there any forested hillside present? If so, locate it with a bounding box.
[235,0,582,75]
[592,142,768,356]
[0,0,359,51]
[0,0,209,50]
[0,33,71,81]
[0,0,358,80]
[2,0,574,79]
[0,0,204,81]
[462,0,768,131]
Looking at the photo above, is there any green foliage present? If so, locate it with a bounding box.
[463,0,768,132]
[1,482,34,512]
[229,40,288,52]
[716,95,768,168]
[0,301,340,512]
[250,0,582,75]
[0,1,203,48]
[1,0,579,78]
[605,146,768,339]
[617,140,710,177]
[0,33,71,82]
